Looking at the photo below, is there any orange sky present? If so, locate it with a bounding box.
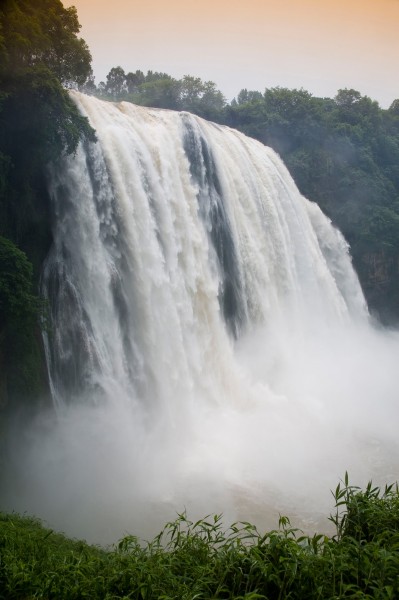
[64,0,399,107]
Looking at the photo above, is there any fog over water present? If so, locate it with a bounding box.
[4,93,399,544]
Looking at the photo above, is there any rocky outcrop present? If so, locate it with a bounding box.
[358,249,399,324]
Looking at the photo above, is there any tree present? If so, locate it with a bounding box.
[126,70,145,94]
[0,0,95,165]
[179,75,226,117]
[0,236,40,332]
[0,0,96,244]
[131,77,181,109]
[105,66,126,99]
[0,236,44,404]
[199,81,226,118]
[388,99,399,116]
[333,89,381,132]
[235,89,263,105]
[334,88,362,108]
[0,0,93,88]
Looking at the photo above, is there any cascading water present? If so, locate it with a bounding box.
[5,92,399,543]
[43,92,366,407]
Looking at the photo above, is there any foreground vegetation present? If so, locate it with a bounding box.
[1,477,399,599]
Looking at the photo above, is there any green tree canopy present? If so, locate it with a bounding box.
[0,235,45,404]
[97,67,227,118]
[105,66,127,99]
[0,0,92,87]
[389,99,399,116]
[0,0,96,244]
[234,89,263,105]
[0,236,40,331]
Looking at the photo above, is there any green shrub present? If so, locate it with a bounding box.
[1,478,399,599]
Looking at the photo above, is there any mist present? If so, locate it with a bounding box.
[3,319,399,545]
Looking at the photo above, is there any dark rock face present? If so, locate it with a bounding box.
[359,250,399,324]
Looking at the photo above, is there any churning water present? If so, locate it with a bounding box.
[4,93,399,543]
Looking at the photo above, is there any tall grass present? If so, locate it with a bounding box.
[1,476,399,599]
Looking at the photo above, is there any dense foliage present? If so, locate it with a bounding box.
[0,0,95,406]
[97,67,226,120]
[0,0,95,244]
[1,479,399,599]
[0,236,45,403]
[94,68,399,322]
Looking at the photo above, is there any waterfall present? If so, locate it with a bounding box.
[42,92,367,410]
[6,92,399,544]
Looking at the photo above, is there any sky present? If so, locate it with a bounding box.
[64,0,399,108]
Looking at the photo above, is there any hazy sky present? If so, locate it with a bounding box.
[65,0,399,107]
